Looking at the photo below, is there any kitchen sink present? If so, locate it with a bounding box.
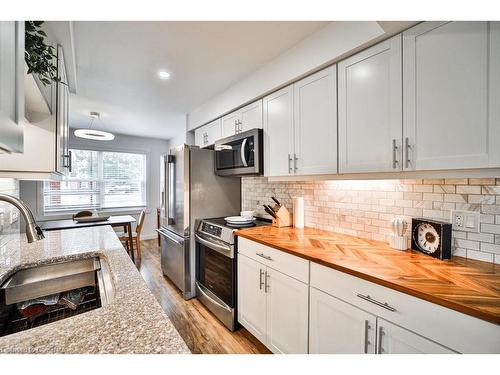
[0,257,114,337]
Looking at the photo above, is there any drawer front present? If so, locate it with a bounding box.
[237,237,309,283]
[311,262,500,354]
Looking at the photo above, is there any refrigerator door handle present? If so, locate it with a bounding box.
[167,154,176,225]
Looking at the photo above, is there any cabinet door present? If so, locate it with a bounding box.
[266,268,309,354]
[194,126,206,147]
[206,118,222,146]
[237,254,267,344]
[294,66,337,175]
[403,21,499,170]
[0,21,24,153]
[239,100,263,133]
[338,35,402,173]
[309,287,376,354]
[377,318,455,354]
[56,46,70,174]
[489,21,500,166]
[221,111,239,138]
[263,85,294,177]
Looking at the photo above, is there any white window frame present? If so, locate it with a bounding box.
[39,147,150,218]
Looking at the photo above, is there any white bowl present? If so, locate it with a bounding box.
[240,211,254,220]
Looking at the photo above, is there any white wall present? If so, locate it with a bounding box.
[20,132,170,240]
[188,21,417,130]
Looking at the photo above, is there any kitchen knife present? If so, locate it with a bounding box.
[263,205,277,219]
[271,196,281,207]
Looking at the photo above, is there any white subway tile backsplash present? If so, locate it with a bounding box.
[242,177,500,264]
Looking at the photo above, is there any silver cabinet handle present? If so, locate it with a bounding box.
[288,154,292,173]
[405,137,411,169]
[364,320,371,354]
[377,326,384,354]
[256,252,272,261]
[294,153,298,173]
[234,120,238,134]
[68,150,72,172]
[392,139,398,169]
[238,120,242,133]
[264,270,270,292]
[259,269,265,290]
[356,293,397,312]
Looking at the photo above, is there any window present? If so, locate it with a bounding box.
[43,149,147,213]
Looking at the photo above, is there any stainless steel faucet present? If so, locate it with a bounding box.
[0,193,45,243]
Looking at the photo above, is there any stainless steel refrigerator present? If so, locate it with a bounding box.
[157,145,241,299]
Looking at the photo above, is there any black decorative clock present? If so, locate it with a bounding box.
[411,218,452,260]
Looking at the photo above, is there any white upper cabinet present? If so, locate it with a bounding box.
[338,35,402,173]
[194,118,222,148]
[309,287,377,354]
[294,66,337,175]
[55,46,70,174]
[239,100,263,133]
[0,21,24,153]
[491,22,500,166]
[221,110,240,139]
[263,85,294,176]
[221,100,263,139]
[377,318,454,354]
[403,21,500,170]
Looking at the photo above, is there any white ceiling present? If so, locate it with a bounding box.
[69,21,329,140]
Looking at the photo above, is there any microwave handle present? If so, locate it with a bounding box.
[240,138,248,167]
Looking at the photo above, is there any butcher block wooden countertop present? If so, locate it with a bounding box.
[236,226,500,325]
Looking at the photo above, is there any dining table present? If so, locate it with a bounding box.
[41,214,137,261]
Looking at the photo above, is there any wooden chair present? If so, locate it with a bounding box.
[117,210,146,263]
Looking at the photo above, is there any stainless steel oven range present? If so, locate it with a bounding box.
[195,217,270,331]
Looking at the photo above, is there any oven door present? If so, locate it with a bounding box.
[214,128,263,176]
[195,233,235,308]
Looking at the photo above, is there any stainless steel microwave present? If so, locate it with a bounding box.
[214,128,263,176]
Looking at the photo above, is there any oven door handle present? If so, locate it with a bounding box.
[240,138,248,167]
[196,282,232,312]
[195,233,233,257]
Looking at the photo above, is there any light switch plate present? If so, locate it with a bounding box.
[451,210,480,233]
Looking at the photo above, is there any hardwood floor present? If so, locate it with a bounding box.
[137,239,271,354]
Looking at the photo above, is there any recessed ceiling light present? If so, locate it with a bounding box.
[158,71,170,79]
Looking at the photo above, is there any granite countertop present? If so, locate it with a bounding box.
[236,226,500,325]
[0,226,190,353]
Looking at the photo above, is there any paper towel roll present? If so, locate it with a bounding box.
[293,197,305,228]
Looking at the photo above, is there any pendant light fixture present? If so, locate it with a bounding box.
[74,112,115,141]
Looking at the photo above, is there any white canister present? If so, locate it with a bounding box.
[293,197,305,228]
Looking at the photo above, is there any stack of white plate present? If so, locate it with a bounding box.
[224,216,256,225]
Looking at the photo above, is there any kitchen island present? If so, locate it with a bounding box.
[0,226,189,354]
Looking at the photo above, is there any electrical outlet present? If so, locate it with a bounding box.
[451,210,479,232]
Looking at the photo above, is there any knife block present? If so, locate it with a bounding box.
[271,205,293,228]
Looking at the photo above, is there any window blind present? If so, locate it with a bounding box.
[43,149,147,213]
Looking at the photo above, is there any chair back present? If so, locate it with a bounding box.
[136,210,146,237]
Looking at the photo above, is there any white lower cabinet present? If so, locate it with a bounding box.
[237,249,309,354]
[238,238,500,354]
[376,318,454,354]
[237,253,267,344]
[309,287,376,354]
[265,267,309,354]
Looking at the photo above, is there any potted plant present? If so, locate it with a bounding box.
[24,21,60,85]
